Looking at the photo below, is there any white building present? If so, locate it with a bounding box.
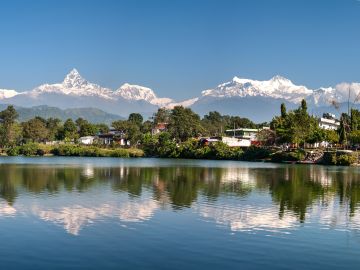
[319,113,340,130]
[78,136,96,145]
[221,137,251,147]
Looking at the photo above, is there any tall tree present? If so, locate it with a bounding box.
[128,113,143,127]
[168,106,203,142]
[0,106,19,147]
[62,119,78,141]
[22,118,49,142]
[280,103,287,118]
[201,111,226,136]
[153,108,170,124]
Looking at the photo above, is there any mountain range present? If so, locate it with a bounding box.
[1,69,359,122]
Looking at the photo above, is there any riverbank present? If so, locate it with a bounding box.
[2,143,144,158]
[1,143,359,166]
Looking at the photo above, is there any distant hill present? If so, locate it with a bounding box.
[0,105,124,124]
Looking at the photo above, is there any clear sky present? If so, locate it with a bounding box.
[0,0,359,100]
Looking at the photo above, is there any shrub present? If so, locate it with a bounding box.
[242,146,271,161]
[271,150,304,162]
[20,143,40,156]
[336,154,357,166]
[7,147,20,156]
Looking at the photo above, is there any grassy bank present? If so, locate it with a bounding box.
[2,142,359,166]
[4,143,144,158]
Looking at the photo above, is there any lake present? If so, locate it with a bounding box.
[0,157,360,269]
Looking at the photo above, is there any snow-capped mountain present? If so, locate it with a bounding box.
[191,75,360,121]
[202,75,313,104]
[114,83,173,106]
[0,69,359,122]
[0,89,19,99]
[0,69,176,117]
[29,69,114,100]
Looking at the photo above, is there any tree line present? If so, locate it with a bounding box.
[0,105,262,148]
[1,100,360,152]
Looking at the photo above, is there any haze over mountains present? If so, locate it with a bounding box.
[0,69,359,122]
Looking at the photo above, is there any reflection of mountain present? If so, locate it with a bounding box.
[0,201,16,216]
[1,161,360,234]
[197,204,297,232]
[33,199,159,235]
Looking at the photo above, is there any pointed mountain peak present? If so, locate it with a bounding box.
[270,75,291,83]
[62,68,87,88]
[232,76,252,84]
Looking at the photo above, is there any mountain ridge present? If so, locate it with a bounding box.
[1,69,359,122]
[0,104,124,124]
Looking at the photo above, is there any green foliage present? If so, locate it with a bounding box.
[59,118,78,141]
[6,146,20,156]
[349,130,360,144]
[153,108,170,124]
[168,106,203,142]
[337,154,357,166]
[19,143,42,156]
[324,130,339,144]
[128,113,143,127]
[51,144,143,158]
[241,146,272,161]
[22,118,49,142]
[323,152,358,166]
[0,106,20,147]
[271,150,305,162]
[201,111,226,136]
[280,103,287,118]
[0,105,18,127]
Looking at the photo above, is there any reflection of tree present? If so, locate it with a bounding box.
[333,171,360,217]
[269,167,325,222]
[0,165,19,205]
[1,162,360,224]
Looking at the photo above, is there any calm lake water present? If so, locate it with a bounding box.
[0,157,360,269]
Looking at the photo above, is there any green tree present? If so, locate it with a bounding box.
[201,111,226,136]
[339,113,350,145]
[46,118,62,141]
[95,123,109,134]
[280,103,287,118]
[75,118,97,137]
[62,119,78,141]
[0,106,19,147]
[141,120,153,133]
[324,129,339,144]
[128,113,143,127]
[0,105,18,127]
[22,118,49,142]
[153,108,170,124]
[168,106,203,142]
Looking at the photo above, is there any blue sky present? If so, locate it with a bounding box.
[0,0,359,99]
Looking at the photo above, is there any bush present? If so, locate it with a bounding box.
[20,143,40,156]
[322,151,358,166]
[7,147,20,156]
[50,144,143,158]
[271,150,305,162]
[336,154,357,166]
[242,146,272,161]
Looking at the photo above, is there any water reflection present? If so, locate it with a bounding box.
[0,162,360,235]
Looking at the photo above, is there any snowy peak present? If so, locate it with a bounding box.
[202,75,313,103]
[0,89,19,99]
[29,68,113,99]
[115,83,157,101]
[115,83,173,106]
[62,68,88,88]
[270,75,292,84]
